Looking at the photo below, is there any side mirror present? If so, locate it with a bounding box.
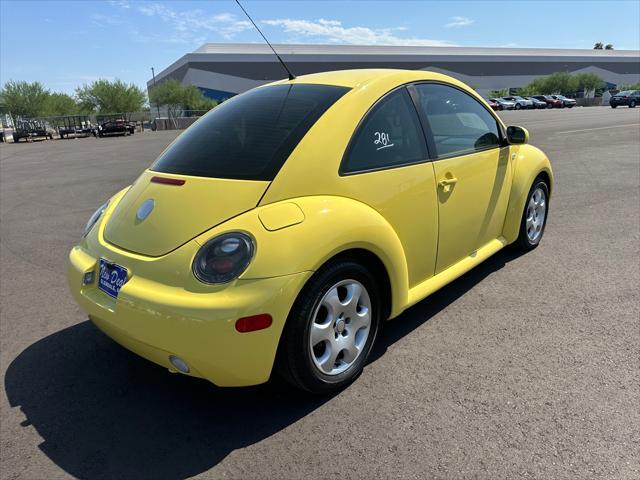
[506,125,529,145]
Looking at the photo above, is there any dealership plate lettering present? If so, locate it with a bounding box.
[98,259,128,298]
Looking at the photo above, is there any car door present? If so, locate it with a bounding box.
[340,87,439,288]
[412,83,513,274]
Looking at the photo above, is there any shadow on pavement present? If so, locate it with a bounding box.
[5,248,523,480]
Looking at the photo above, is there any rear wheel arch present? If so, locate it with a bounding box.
[321,248,393,322]
[273,248,391,392]
[279,247,393,338]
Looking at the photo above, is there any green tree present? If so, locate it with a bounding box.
[149,80,217,119]
[543,71,576,94]
[75,79,146,113]
[182,85,217,111]
[488,88,508,98]
[619,82,640,90]
[148,79,184,120]
[0,80,50,121]
[42,92,78,117]
[605,44,614,50]
[572,73,604,93]
[518,78,547,95]
[593,42,604,49]
[517,72,604,96]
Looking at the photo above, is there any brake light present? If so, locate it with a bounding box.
[151,176,186,186]
[235,314,273,333]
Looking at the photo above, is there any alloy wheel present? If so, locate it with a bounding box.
[309,279,372,375]
[526,187,547,243]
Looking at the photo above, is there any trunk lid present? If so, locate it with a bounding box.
[104,171,269,256]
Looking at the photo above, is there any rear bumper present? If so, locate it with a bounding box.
[68,245,311,386]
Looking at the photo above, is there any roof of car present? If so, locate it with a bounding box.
[269,68,454,89]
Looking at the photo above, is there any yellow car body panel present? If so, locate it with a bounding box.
[431,147,513,273]
[193,196,410,318]
[104,170,269,257]
[68,69,553,387]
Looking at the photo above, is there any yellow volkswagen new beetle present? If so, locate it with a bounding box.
[68,69,552,394]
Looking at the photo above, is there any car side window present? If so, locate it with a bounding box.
[414,84,501,159]
[342,88,427,174]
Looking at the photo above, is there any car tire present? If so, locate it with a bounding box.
[515,103,521,110]
[498,105,503,111]
[515,177,550,251]
[277,259,383,394]
[630,101,636,108]
[611,105,617,109]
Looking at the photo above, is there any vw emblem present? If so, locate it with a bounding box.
[136,199,155,221]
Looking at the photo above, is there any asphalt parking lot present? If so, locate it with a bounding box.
[1,107,639,479]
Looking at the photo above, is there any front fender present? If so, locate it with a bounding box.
[194,196,410,318]
[503,145,554,243]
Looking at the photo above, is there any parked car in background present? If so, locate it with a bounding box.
[489,98,515,110]
[524,96,548,109]
[550,95,576,108]
[531,95,562,108]
[610,90,640,108]
[502,96,533,110]
[94,118,132,137]
[486,98,500,111]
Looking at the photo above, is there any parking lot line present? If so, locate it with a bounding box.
[554,123,640,134]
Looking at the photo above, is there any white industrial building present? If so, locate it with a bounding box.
[148,43,640,100]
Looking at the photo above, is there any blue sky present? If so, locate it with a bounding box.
[1,0,639,94]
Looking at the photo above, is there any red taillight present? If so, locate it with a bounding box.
[151,176,186,186]
[235,314,273,333]
[210,257,234,274]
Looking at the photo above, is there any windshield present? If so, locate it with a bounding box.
[151,83,350,181]
[616,90,632,96]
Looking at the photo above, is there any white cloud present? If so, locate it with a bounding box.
[91,14,124,27]
[108,0,130,8]
[262,18,455,46]
[444,16,474,28]
[136,3,251,43]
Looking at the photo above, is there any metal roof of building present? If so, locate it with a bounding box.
[192,43,640,58]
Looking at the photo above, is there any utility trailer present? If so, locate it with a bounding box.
[12,119,54,142]
[57,115,94,139]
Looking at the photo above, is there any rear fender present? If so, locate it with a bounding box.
[195,196,410,318]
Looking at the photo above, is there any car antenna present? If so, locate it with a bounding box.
[234,0,296,81]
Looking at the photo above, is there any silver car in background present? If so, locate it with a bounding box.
[524,96,548,109]
[489,97,516,110]
[502,96,534,110]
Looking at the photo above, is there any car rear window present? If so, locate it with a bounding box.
[151,84,350,181]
